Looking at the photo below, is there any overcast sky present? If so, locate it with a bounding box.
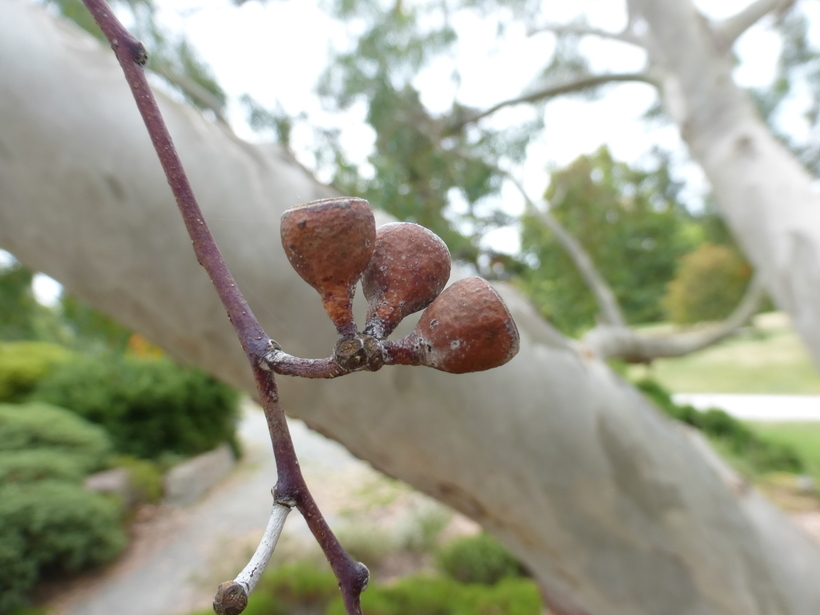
[19,0,815,302]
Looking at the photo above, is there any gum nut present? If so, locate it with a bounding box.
[362,222,451,337]
[281,197,376,327]
[413,277,519,373]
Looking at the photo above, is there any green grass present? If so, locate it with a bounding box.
[748,422,820,482]
[627,312,820,394]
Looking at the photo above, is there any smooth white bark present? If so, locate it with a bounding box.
[2,2,820,614]
[583,274,766,362]
[628,0,820,371]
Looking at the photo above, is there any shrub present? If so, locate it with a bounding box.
[0,342,73,402]
[326,574,542,615]
[636,379,804,474]
[112,455,164,504]
[0,402,112,473]
[0,480,127,611]
[237,561,339,615]
[437,532,527,585]
[0,449,86,484]
[0,528,38,614]
[31,355,240,459]
[663,243,752,324]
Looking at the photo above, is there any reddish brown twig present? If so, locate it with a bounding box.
[79,2,368,613]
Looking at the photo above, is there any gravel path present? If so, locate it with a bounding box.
[45,404,370,615]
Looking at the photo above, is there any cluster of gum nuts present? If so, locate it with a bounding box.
[279,197,520,374]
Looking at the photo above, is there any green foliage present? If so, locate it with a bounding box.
[0,528,39,614]
[636,379,804,475]
[0,404,124,610]
[0,449,87,484]
[314,0,542,267]
[437,532,527,585]
[755,7,820,176]
[520,147,696,334]
[43,0,226,120]
[113,455,164,504]
[663,243,753,324]
[0,342,74,402]
[230,560,540,615]
[327,574,541,615]
[59,295,133,353]
[0,402,112,473]
[0,481,126,612]
[750,422,820,484]
[0,262,40,342]
[31,355,240,459]
[241,561,339,615]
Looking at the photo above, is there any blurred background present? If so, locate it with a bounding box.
[3,0,820,613]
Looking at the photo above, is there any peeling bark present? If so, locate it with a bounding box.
[2,2,820,614]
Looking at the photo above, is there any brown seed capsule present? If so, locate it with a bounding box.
[399,277,519,374]
[281,197,376,337]
[362,222,451,339]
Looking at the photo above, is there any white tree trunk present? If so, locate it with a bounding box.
[629,0,820,370]
[2,2,819,614]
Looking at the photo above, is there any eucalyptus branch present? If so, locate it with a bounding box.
[582,273,766,362]
[79,2,368,613]
[81,4,520,613]
[449,72,658,132]
[527,22,644,47]
[715,0,797,47]
[506,174,627,328]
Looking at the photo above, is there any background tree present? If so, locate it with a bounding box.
[519,146,696,335]
[2,1,820,614]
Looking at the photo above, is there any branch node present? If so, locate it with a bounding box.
[273,485,298,508]
[333,334,384,372]
[130,40,148,66]
[213,581,248,615]
[259,344,284,372]
[353,561,371,593]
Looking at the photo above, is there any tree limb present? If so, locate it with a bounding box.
[5,4,820,612]
[448,72,658,132]
[715,0,797,47]
[507,175,627,328]
[581,272,766,362]
[527,22,645,47]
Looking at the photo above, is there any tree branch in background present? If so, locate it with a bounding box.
[507,175,627,328]
[153,60,230,126]
[715,0,797,47]
[449,72,658,133]
[527,22,645,47]
[582,273,766,362]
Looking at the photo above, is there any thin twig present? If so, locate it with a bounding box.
[79,2,368,613]
[448,72,658,133]
[506,174,627,328]
[527,22,644,47]
[213,503,291,613]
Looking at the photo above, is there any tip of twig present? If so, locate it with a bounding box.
[213,580,248,615]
